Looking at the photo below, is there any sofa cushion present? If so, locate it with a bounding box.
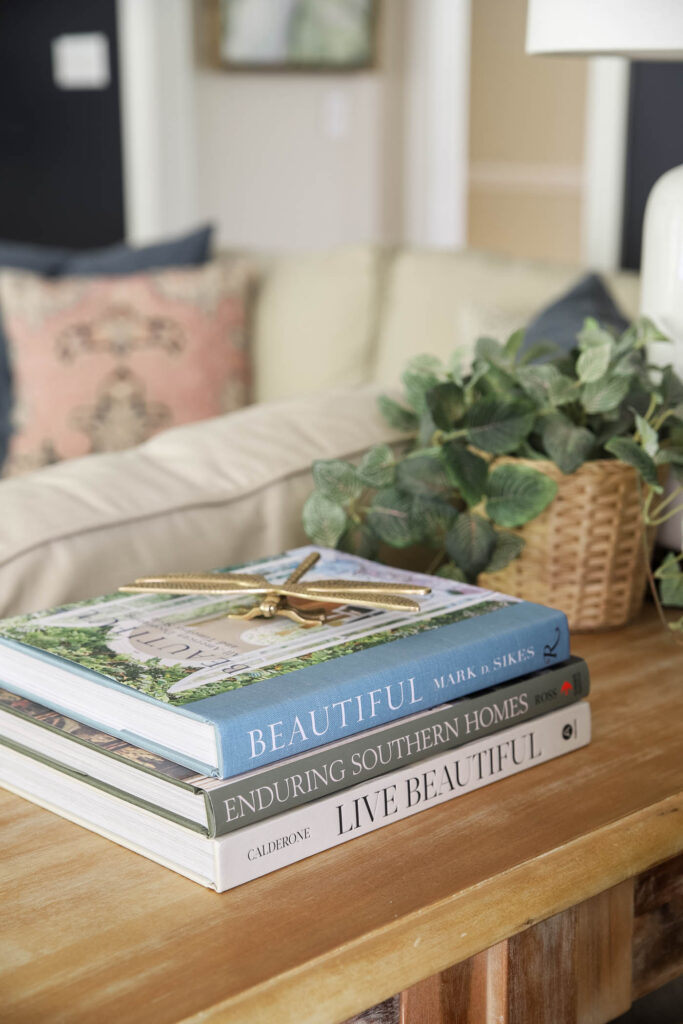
[0,388,403,617]
[252,246,380,403]
[0,258,251,477]
[0,226,214,474]
[372,249,640,385]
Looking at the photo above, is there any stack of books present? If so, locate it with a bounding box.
[0,546,590,892]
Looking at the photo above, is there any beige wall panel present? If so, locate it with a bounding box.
[468,0,588,264]
[468,191,583,266]
[469,0,587,165]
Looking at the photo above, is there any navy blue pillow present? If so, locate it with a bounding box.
[0,225,214,470]
[0,240,73,275]
[523,272,629,356]
[63,224,213,276]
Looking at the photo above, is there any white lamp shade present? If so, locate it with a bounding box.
[526,0,683,59]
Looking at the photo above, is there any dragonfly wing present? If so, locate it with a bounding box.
[300,579,431,596]
[276,584,421,613]
[130,571,269,589]
[119,575,268,595]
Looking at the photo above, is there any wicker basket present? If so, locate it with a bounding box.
[479,458,654,632]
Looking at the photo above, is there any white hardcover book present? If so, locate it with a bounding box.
[0,702,590,892]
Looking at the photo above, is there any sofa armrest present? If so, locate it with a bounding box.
[0,389,402,617]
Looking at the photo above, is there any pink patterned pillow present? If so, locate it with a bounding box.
[0,259,251,476]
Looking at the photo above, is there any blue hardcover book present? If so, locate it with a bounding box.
[0,546,569,778]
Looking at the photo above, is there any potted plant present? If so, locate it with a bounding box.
[302,318,683,632]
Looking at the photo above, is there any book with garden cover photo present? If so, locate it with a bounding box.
[0,546,569,778]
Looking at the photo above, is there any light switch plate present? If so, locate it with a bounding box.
[51,33,111,90]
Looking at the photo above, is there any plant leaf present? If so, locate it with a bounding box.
[576,344,612,384]
[516,440,547,460]
[338,523,380,561]
[504,328,526,362]
[448,348,465,386]
[667,401,683,424]
[635,414,659,459]
[541,413,596,474]
[518,340,563,365]
[418,408,439,448]
[474,336,504,363]
[397,451,451,497]
[517,364,577,407]
[426,381,465,430]
[485,531,526,573]
[475,362,521,398]
[604,437,661,489]
[657,552,683,607]
[630,317,669,347]
[581,375,630,414]
[302,492,347,547]
[410,495,458,544]
[576,321,614,383]
[377,395,418,431]
[464,397,536,454]
[660,365,683,406]
[441,441,489,506]
[656,449,683,467]
[402,356,443,414]
[312,460,361,503]
[485,463,558,527]
[445,513,497,581]
[367,487,416,548]
[578,318,616,346]
[612,350,642,377]
[405,353,444,375]
[357,444,395,488]
[436,562,467,582]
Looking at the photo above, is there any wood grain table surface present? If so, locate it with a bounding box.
[2,607,682,1024]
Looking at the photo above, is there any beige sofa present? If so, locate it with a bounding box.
[0,247,639,618]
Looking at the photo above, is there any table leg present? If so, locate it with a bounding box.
[400,880,634,1024]
[632,851,683,999]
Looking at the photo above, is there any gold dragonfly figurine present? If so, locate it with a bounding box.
[119,552,431,626]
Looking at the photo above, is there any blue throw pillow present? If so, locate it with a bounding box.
[523,272,629,356]
[0,225,214,470]
[62,224,213,275]
[0,240,73,275]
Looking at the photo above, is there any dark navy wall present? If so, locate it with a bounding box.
[621,61,683,270]
[0,0,124,248]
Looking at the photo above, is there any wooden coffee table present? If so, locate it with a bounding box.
[2,607,682,1024]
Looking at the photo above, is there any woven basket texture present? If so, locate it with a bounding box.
[479,458,653,632]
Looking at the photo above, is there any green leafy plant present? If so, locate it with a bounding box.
[303,318,683,632]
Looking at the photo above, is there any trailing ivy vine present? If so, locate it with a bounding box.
[303,318,683,633]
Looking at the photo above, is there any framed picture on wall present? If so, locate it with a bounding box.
[215,0,378,72]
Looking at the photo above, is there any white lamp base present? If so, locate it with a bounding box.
[641,163,683,551]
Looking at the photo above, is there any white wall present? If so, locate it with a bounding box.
[193,1,406,251]
[117,0,475,254]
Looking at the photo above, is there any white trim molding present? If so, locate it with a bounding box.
[403,0,471,248]
[116,0,198,244]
